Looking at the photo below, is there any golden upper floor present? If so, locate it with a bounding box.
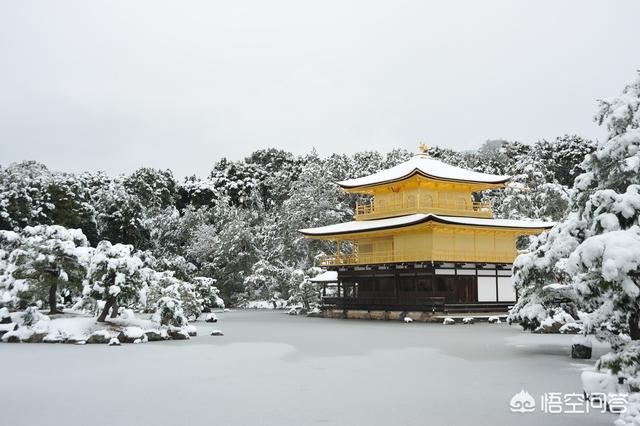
[337,154,510,220]
[353,178,494,220]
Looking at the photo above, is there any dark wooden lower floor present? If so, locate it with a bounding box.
[320,262,516,313]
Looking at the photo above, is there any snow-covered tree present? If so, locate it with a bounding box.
[92,178,150,249]
[152,296,188,327]
[187,201,260,302]
[536,135,596,187]
[5,225,91,313]
[85,241,144,322]
[124,168,178,211]
[0,161,54,231]
[510,73,640,392]
[192,276,224,310]
[146,271,203,320]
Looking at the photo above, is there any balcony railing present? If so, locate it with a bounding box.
[319,249,517,267]
[354,199,493,220]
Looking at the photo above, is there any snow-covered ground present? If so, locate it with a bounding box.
[0,310,613,426]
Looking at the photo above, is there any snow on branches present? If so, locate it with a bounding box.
[510,73,640,399]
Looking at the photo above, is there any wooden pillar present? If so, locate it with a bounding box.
[394,271,398,300]
[336,240,341,263]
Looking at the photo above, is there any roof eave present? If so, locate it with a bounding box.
[337,169,511,191]
[298,216,553,239]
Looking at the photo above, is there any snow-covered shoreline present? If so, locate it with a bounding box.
[0,309,202,345]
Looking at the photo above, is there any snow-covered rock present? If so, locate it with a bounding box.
[571,336,593,359]
[404,317,413,323]
[488,316,501,324]
[168,328,190,340]
[108,337,121,346]
[118,326,145,343]
[2,326,34,343]
[210,330,224,336]
[86,330,111,344]
[442,317,455,325]
[462,317,474,324]
[205,313,218,323]
[43,332,65,343]
[0,322,17,338]
[144,329,167,341]
[559,322,583,334]
[185,324,197,337]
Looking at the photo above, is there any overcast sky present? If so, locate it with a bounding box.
[1,1,639,178]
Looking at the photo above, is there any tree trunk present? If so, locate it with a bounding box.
[110,300,119,318]
[48,282,60,315]
[629,311,640,341]
[97,297,116,322]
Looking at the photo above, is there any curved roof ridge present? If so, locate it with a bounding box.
[337,155,510,189]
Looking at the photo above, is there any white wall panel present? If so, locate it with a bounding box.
[477,276,497,302]
[497,276,516,302]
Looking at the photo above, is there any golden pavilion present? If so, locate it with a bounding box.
[299,146,553,314]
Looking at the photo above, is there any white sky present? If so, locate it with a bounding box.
[0,0,639,178]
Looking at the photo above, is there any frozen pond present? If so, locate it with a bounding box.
[0,310,613,425]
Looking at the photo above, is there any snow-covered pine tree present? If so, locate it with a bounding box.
[7,225,91,313]
[0,161,55,231]
[48,172,99,246]
[85,241,144,322]
[124,168,178,211]
[510,73,640,391]
[186,198,260,302]
[93,179,150,249]
[0,229,24,307]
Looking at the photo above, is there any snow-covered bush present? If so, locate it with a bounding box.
[145,271,202,320]
[192,277,224,310]
[21,306,46,326]
[152,297,188,327]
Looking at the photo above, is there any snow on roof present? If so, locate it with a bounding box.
[310,271,338,282]
[337,154,510,189]
[299,213,554,236]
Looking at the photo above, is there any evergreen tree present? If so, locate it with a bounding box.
[0,161,54,230]
[85,241,145,322]
[8,225,90,313]
[510,73,640,391]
